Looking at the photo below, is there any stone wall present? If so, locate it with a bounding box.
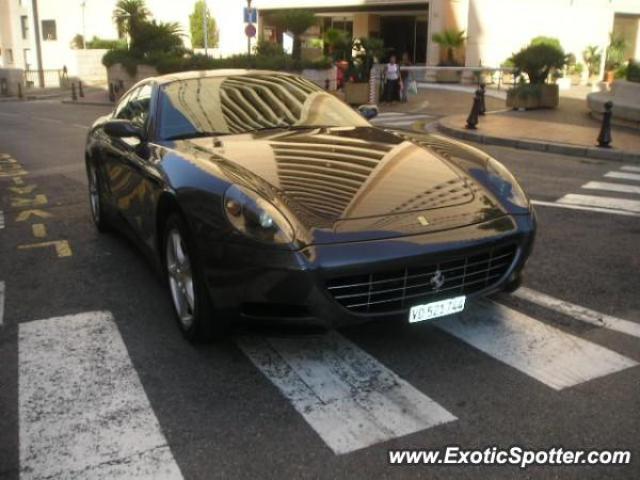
[0,68,25,97]
[106,64,159,99]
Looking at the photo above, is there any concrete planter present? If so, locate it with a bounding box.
[107,63,158,99]
[301,67,337,91]
[507,84,559,109]
[344,82,370,105]
[436,70,462,83]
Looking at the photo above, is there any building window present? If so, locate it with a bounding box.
[41,20,57,41]
[21,16,29,40]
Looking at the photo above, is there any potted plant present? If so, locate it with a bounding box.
[506,37,566,109]
[431,29,466,83]
[604,34,627,84]
[343,37,385,105]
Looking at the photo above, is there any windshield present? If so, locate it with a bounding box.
[158,74,370,140]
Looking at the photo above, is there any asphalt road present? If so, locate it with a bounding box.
[0,100,639,480]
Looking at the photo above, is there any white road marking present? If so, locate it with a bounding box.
[19,311,183,479]
[557,194,640,213]
[531,199,640,217]
[620,166,640,173]
[605,171,640,182]
[238,332,456,455]
[582,181,640,195]
[435,301,637,391]
[0,210,4,229]
[0,281,5,326]
[513,287,640,339]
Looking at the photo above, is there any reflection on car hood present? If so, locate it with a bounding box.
[178,126,507,243]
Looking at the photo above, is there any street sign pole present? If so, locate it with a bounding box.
[247,0,252,56]
[203,1,209,56]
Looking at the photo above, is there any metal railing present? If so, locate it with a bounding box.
[24,69,66,89]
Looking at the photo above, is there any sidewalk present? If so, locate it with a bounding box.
[404,85,640,163]
[61,87,114,107]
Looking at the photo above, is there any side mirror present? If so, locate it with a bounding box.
[357,104,379,120]
[104,119,143,139]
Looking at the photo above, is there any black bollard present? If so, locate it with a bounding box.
[78,81,85,98]
[108,83,116,103]
[71,82,77,101]
[479,83,486,116]
[597,101,613,148]
[325,78,330,91]
[17,82,23,99]
[466,89,482,129]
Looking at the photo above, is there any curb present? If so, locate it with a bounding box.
[61,100,114,107]
[436,122,640,164]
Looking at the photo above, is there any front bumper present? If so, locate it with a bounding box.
[199,213,536,328]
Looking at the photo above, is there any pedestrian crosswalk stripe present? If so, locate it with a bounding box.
[620,166,640,173]
[605,171,640,182]
[514,287,640,339]
[582,181,640,195]
[435,301,637,391]
[0,210,4,229]
[531,199,640,217]
[238,332,456,455]
[557,194,640,213]
[19,311,183,479]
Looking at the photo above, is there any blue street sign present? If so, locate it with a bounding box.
[244,7,257,23]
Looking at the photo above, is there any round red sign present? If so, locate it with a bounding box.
[245,24,257,38]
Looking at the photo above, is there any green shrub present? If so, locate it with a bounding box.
[102,48,140,76]
[627,61,640,83]
[255,40,286,57]
[86,36,127,50]
[509,38,566,84]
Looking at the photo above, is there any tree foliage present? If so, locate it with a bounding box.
[189,0,219,49]
[113,0,150,39]
[432,29,466,66]
[272,10,317,60]
[510,38,566,84]
[582,45,602,77]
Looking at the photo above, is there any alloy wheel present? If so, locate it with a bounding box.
[166,228,195,330]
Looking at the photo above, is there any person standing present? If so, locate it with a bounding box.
[400,52,413,103]
[382,55,402,103]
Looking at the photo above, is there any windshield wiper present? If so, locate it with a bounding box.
[248,124,336,133]
[164,131,228,141]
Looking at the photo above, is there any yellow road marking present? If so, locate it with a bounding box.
[0,168,28,178]
[16,209,53,222]
[9,184,37,195]
[32,224,47,238]
[12,177,25,186]
[18,240,72,258]
[11,194,48,208]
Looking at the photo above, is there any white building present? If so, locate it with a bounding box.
[1,0,639,84]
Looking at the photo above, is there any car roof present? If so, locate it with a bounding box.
[150,69,298,86]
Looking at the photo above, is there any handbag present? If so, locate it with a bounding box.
[407,80,418,96]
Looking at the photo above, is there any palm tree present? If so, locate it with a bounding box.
[582,45,601,78]
[432,29,466,66]
[113,0,150,40]
[273,10,317,61]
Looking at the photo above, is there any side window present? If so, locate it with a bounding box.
[114,88,138,120]
[130,84,153,127]
[114,84,153,127]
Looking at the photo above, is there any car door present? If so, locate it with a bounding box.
[102,82,162,249]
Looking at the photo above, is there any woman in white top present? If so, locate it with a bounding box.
[382,55,402,103]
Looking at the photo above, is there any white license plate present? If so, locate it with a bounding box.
[409,296,466,323]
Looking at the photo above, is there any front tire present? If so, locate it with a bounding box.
[163,213,226,342]
[87,161,110,233]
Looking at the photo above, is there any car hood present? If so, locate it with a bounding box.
[176,126,508,244]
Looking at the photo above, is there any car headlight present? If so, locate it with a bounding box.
[224,184,295,245]
[486,158,530,209]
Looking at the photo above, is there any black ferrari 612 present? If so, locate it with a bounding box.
[85,70,536,342]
